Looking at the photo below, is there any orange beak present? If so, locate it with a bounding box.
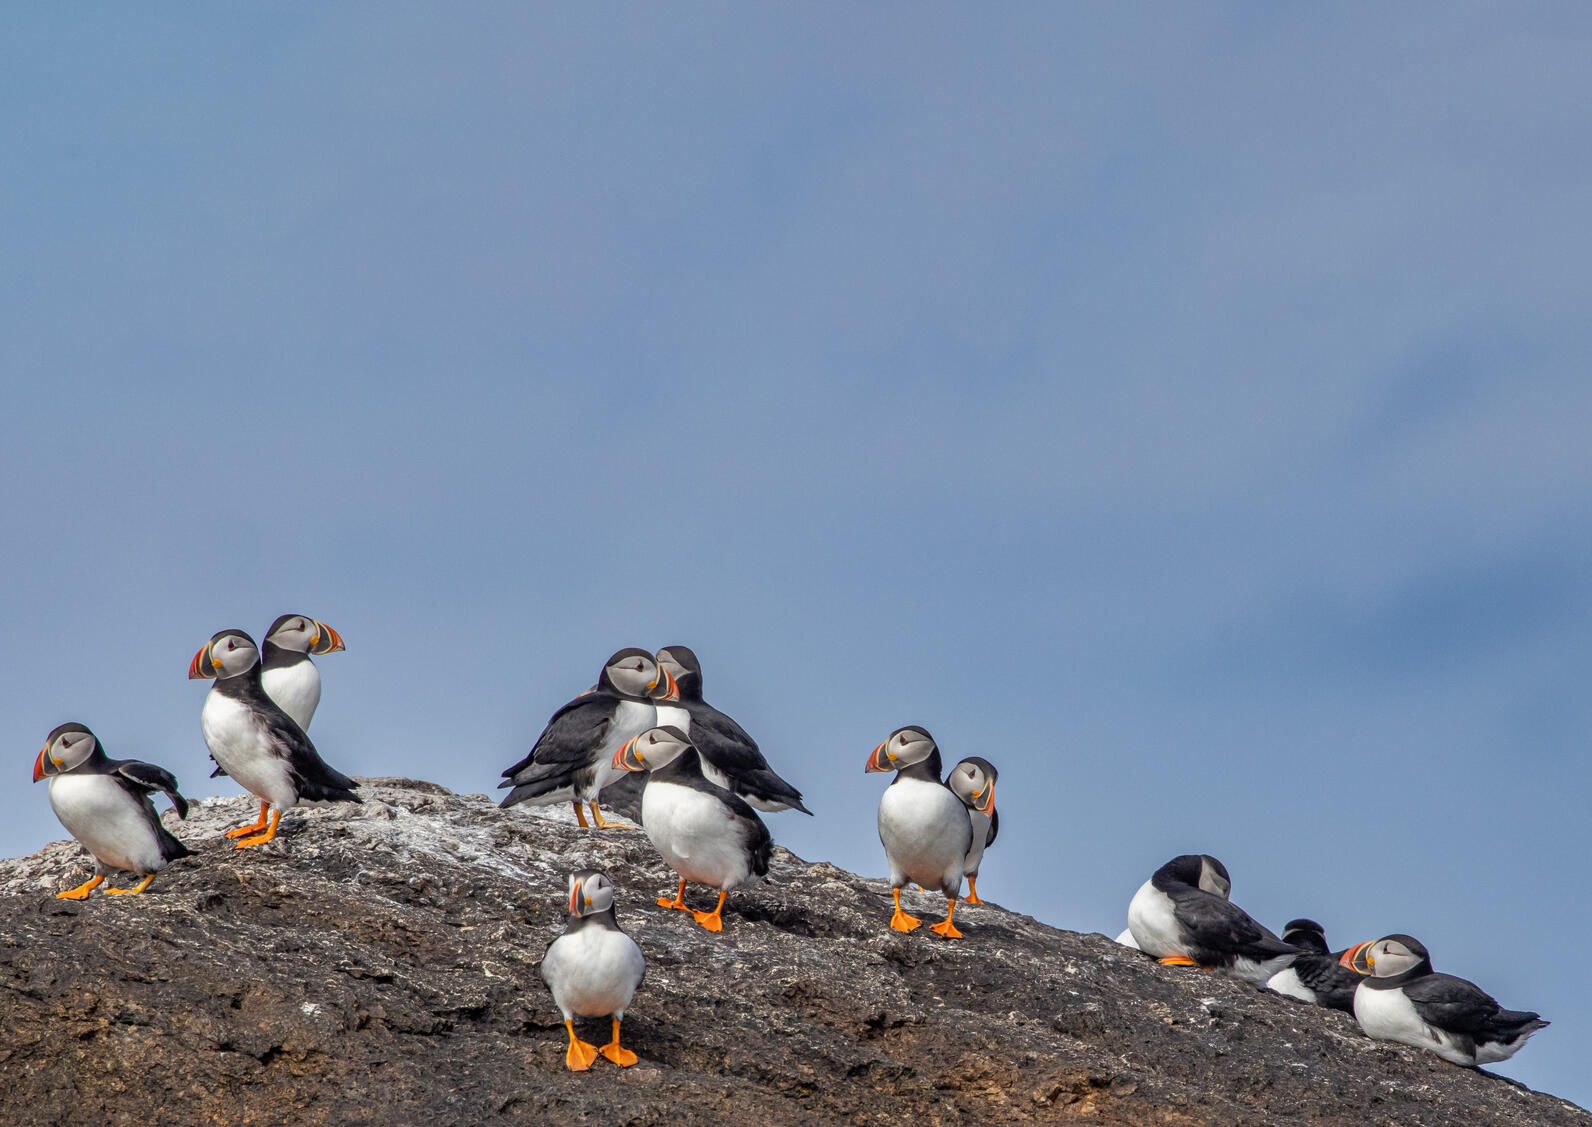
[864,741,890,772]
[188,644,215,680]
[972,781,996,815]
[32,747,48,783]
[651,668,679,701]
[310,621,345,655]
[611,737,645,772]
[568,883,580,915]
[1339,940,1374,972]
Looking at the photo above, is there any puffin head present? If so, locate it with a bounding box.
[1280,919,1330,955]
[946,756,998,815]
[566,870,616,918]
[612,726,693,774]
[190,629,260,680]
[34,723,99,782]
[655,645,701,700]
[265,613,345,655]
[599,649,666,699]
[865,725,937,773]
[1354,934,1430,977]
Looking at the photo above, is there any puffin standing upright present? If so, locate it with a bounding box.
[611,726,772,932]
[260,613,346,731]
[499,648,676,830]
[1352,934,1548,1066]
[945,756,998,905]
[1264,919,1373,1012]
[865,726,974,939]
[540,870,647,1071]
[32,723,191,898]
[1126,854,1297,984]
[190,628,361,848]
[653,645,811,814]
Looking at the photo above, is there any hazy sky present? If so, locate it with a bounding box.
[4,3,1590,1102]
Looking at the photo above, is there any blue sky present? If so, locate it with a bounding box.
[4,3,1590,1101]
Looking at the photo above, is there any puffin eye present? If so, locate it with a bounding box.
[228,640,237,651]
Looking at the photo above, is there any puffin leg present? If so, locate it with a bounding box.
[691,890,727,933]
[563,1019,598,1071]
[656,878,689,911]
[105,873,157,895]
[1157,955,1199,967]
[588,803,637,831]
[572,802,589,828]
[224,801,271,839]
[598,1017,637,1067]
[929,897,964,939]
[234,809,282,850]
[964,876,984,906]
[889,888,921,933]
[56,874,105,901]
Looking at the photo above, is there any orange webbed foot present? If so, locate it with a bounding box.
[889,887,921,932]
[598,1018,637,1066]
[563,1020,599,1071]
[1157,955,1199,967]
[55,874,105,900]
[929,918,964,939]
[656,880,689,911]
[692,891,727,932]
[105,874,156,895]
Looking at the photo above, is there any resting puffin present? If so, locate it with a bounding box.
[499,648,676,829]
[653,645,810,814]
[945,756,998,905]
[865,726,973,939]
[1264,918,1373,1012]
[32,723,191,898]
[1126,854,1297,984]
[540,870,647,1071]
[611,726,772,932]
[1353,934,1548,1066]
[261,613,345,731]
[190,628,360,848]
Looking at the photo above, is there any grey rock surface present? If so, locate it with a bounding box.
[0,778,1583,1126]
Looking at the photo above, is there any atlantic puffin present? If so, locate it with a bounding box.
[190,628,360,847]
[261,613,345,731]
[1352,934,1548,1066]
[32,723,191,898]
[1264,918,1372,1012]
[540,870,647,1071]
[945,756,998,905]
[1126,854,1297,984]
[865,726,973,939]
[611,726,772,932]
[653,645,811,814]
[499,648,676,830]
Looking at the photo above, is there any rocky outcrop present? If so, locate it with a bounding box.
[0,779,1583,1126]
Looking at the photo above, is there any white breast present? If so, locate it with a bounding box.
[48,775,167,875]
[640,781,756,890]
[262,659,320,731]
[876,778,970,895]
[584,699,657,798]
[1266,965,1316,1004]
[1113,927,1141,950]
[541,924,646,1020]
[202,689,298,809]
[1126,880,1184,959]
[962,808,991,876]
[1354,984,1474,1065]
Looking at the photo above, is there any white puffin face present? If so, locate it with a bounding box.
[213,632,260,677]
[1364,937,1426,977]
[568,871,615,917]
[43,726,98,773]
[947,759,995,812]
[626,726,692,771]
[655,649,691,686]
[605,652,660,698]
[883,726,936,770]
[266,615,316,652]
[1198,856,1232,899]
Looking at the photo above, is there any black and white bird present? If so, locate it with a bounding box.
[499,648,677,830]
[945,756,998,905]
[540,870,647,1071]
[1264,919,1373,1012]
[865,726,974,939]
[1126,854,1297,984]
[1352,934,1548,1067]
[653,645,811,814]
[32,723,191,899]
[190,628,360,848]
[611,726,772,932]
[260,613,345,731]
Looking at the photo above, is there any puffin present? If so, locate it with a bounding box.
[1264,918,1373,1012]
[945,756,998,905]
[865,726,973,939]
[190,628,360,847]
[1352,934,1548,1067]
[611,726,772,932]
[260,613,345,731]
[499,648,677,830]
[1116,869,1230,948]
[540,869,647,1071]
[653,645,811,814]
[32,723,191,898]
[1126,854,1297,984]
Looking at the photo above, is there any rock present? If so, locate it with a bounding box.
[0,778,1583,1126]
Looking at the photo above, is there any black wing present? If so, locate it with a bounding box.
[1402,973,1505,1034]
[113,760,190,819]
[723,789,773,879]
[1173,888,1296,961]
[687,699,809,814]
[499,694,613,805]
[262,707,359,803]
[985,806,999,847]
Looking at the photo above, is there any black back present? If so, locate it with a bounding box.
[649,747,773,879]
[215,669,359,803]
[1152,856,1296,967]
